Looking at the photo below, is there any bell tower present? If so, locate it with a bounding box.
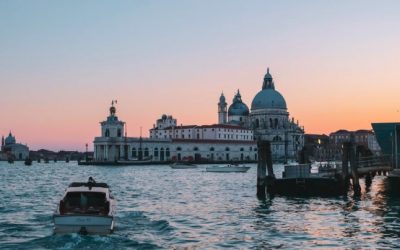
[100,100,125,138]
[218,92,227,124]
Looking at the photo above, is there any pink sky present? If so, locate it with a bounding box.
[1,1,399,151]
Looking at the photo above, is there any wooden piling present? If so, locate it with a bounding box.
[365,172,372,188]
[342,142,351,190]
[349,139,361,195]
[299,146,308,164]
[257,140,275,198]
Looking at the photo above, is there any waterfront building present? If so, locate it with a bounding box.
[1,132,29,160]
[93,104,256,162]
[329,129,381,154]
[93,68,305,162]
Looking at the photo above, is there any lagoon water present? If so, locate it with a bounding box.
[1,161,400,249]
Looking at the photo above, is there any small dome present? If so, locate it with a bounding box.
[5,132,16,145]
[251,89,287,110]
[162,114,167,120]
[228,90,250,116]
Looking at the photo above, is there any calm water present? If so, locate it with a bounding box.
[1,162,400,249]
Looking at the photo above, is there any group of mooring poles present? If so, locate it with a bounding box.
[256,138,382,198]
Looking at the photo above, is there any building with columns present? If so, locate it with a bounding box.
[94,103,257,163]
[93,68,304,163]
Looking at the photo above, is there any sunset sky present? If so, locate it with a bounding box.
[1,1,400,151]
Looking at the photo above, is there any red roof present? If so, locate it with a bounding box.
[172,139,256,144]
[151,124,250,131]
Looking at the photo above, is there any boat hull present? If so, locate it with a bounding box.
[206,166,250,173]
[270,177,346,196]
[53,215,114,234]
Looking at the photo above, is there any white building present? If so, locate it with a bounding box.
[93,68,304,163]
[93,103,256,163]
[218,68,305,161]
[1,132,30,160]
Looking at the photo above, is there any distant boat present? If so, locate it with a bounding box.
[170,162,197,169]
[206,164,250,173]
[65,157,70,163]
[37,158,41,163]
[7,157,14,164]
[24,158,32,166]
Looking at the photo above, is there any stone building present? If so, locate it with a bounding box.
[93,68,305,163]
[1,132,29,160]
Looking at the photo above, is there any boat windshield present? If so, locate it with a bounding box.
[60,192,109,215]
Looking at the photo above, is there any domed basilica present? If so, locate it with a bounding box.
[219,68,304,160]
[93,68,304,163]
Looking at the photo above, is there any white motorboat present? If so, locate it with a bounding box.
[170,162,197,169]
[206,164,250,173]
[53,177,116,234]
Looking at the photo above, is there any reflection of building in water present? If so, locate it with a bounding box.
[1,132,29,160]
[93,69,305,162]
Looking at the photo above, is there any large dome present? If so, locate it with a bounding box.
[251,68,287,110]
[251,89,287,110]
[228,90,249,116]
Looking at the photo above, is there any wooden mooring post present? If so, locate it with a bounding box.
[349,138,361,196]
[257,140,275,199]
[342,142,351,190]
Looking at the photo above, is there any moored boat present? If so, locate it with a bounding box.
[24,158,32,166]
[206,164,250,173]
[53,177,116,234]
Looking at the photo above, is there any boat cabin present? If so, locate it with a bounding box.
[59,182,112,215]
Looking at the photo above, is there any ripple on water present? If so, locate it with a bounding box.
[1,163,400,249]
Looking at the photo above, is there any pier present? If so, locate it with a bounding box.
[257,138,393,198]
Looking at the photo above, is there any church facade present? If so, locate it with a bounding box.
[93,69,304,163]
[218,68,304,160]
[1,132,30,160]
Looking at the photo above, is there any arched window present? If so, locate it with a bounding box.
[194,147,199,151]
[131,148,137,157]
[166,148,170,157]
[105,129,110,137]
[255,119,260,128]
[154,148,159,157]
[144,148,149,157]
[225,147,230,151]
[117,129,122,137]
[274,118,278,128]
[240,148,244,151]
[177,147,182,151]
[210,147,215,151]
